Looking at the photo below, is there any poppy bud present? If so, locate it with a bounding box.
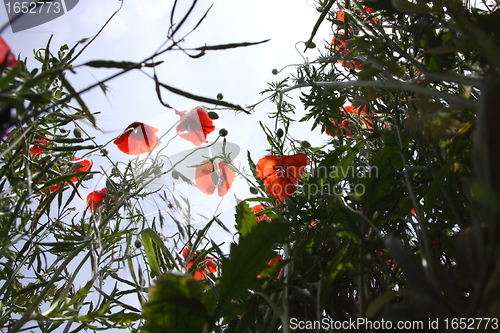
[208,111,219,119]
[135,239,142,248]
[73,128,82,138]
[249,186,258,194]
[306,41,316,49]
[210,171,219,185]
[217,93,223,100]
[219,128,228,137]
[276,128,284,138]
[272,69,279,75]
[300,140,311,148]
[101,149,108,156]
[171,170,180,180]
[60,128,67,134]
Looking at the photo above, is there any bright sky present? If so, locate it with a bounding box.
[2,0,333,261]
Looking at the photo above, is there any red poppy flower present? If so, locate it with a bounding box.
[344,105,374,129]
[326,105,374,137]
[113,122,160,155]
[5,128,51,155]
[181,248,217,280]
[252,204,271,223]
[256,153,308,200]
[175,107,215,146]
[49,157,91,192]
[86,188,107,212]
[195,160,235,197]
[331,32,348,51]
[0,38,18,68]
[338,59,363,70]
[257,254,283,279]
[29,134,50,155]
[68,157,91,182]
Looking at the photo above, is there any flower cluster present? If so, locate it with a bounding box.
[107,106,235,210]
[5,128,51,155]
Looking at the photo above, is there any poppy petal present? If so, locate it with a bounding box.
[277,153,308,182]
[86,188,107,212]
[0,38,18,68]
[256,155,279,180]
[217,161,235,197]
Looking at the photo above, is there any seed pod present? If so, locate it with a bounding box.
[73,128,82,138]
[135,239,142,248]
[210,171,219,185]
[301,140,311,148]
[249,186,258,194]
[272,69,279,75]
[306,41,316,49]
[217,93,224,100]
[219,128,228,137]
[276,128,284,138]
[208,111,219,119]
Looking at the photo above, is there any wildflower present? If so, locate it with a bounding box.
[175,107,215,146]
[195,160,235,197]
[256,153,308,200]
[257,254,283,279]
[49,157,91,192]
[0,38,18,68]
[326,105,373,137]
[113,122,160,155]
[29,134,50,155]
[5,127,51,155]
[251,204,271,223]
[68,157,91,182]
[86,188,107,212]
[181,248,217,280]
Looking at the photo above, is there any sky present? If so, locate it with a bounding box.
[3,0,334,233]
[2,0,337,329]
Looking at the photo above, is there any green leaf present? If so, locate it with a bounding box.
[83,60,163,69]
[195,39,270,51]
[235,201,256,237]
[141,273,209,333]
[330,139,366,184]
[141,228,178,270]
[214,217,290,319]
[141,231,162,278]
[303,0,337,52]
[156,81,248,113]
